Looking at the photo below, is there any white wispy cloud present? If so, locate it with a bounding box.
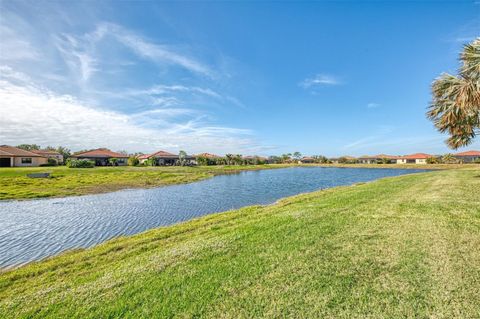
[0,25,39,61]
[88,23,214,77]
[300,74,342,88]
[0,5,259,154]
[0,75,259,154]
[367,102,381,108]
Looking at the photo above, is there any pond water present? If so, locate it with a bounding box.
[0,167,428,268]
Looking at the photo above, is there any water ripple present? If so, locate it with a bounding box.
[0,167,427,268]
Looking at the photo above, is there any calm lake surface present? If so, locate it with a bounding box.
[0,167,428,268]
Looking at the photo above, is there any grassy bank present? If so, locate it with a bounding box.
[0,164,292,200]
[0,163,473,200]
[1,167,479,318]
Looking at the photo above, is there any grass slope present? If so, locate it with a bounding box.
[1,168,479,317]
[0,164,470,201]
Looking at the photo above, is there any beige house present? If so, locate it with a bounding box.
[31,150,64,164]
[397,153,432,164]
[0,145,48,167]
[358,154,399,164]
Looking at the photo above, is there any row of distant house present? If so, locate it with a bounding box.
[1,145,479,167]
[0,145,64,167]
[324,152,480,164]
[0,146,197,167]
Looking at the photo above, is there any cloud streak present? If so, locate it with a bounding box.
[300,74,342,88]
[0,76,259,154]
[367,102,381,108]
[89,23,214,77]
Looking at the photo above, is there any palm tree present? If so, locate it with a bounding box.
[442,153,457,164]
[225,154,234,165]
[427,38,480,149]
[293,152,302,160]
[178,150,187,166]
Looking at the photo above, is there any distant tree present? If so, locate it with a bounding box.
[281,153,292,163]
[117,150,129,156]
[338,157,348,164]
[56,146,71,163]
[178,150,187,166]
[225,154,234,165]
[293,152,302,160]
[16,144,40,151]
[233,154,243,165]
[268,156,282,164]
[442,153,458,164]
[426,157,439,164]
[427,38,480,149]
[312,155,328,163]
[131,152,145,157]
[380,158,391,164]
[196,156,209,166]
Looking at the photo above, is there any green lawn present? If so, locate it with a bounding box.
[0,163,468,200]
[1,167,479,318]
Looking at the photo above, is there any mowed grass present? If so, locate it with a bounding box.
[0,163,470,200]
[1,168,479,318]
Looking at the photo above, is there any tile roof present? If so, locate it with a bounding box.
[454,150,480,156]
[401,153,432,159]
[31,150,62,156]
[72,148,129,158]
[0,145,43,157]
[138,150,178,159]
[360,154,399,159]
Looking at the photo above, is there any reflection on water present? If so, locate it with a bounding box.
[0,167,427,268]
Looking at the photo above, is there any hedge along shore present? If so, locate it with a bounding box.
[0,163,475,201]
[0,167,479,318]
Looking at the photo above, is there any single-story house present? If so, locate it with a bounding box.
[330,156,357,164]
[139,150,195,166]
[397,153,432,164]
[454,150,480,163]
[300,156,316,164]
[31,150,64,164]
[358,154,399,164]
[70,148,129,166]
[0,145,48,167]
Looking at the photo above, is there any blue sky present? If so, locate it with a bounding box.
[0,0,479,156]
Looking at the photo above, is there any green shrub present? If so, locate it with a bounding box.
[108,158,118,166]
[128,157,140,166]
[40,158,59,167]
[66,159,95,168]
[145,158,156,166]
[474,158,480,164]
